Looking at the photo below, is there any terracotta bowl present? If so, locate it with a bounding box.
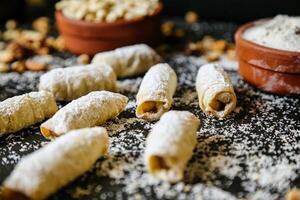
[55,3,163,55]
[235,19,300,95]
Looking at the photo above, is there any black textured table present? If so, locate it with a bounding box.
[0,19,300,200]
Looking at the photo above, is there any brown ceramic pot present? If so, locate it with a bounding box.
[55,3,163,55]
[235,19,300,95]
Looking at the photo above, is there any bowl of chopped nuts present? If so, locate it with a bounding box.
[55,0,163,55]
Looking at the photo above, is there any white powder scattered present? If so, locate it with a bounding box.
[243,15,300,52]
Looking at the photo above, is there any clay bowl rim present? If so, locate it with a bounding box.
[235,18,300,58]
[55,2,163,29]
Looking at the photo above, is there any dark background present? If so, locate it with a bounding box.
[0,0,299,23]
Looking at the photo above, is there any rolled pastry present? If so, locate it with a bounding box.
[145,111,200,182]
[40,91,128,138]
[1,127,109,200]
[92,44,161,78]
[0,91,58,136]
[196,63,237,118]
[39,63,117,101]
[136,63,177,121]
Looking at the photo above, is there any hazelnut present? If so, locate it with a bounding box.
[25,59,48,71]
[0,50,15,63]
[11,61,26,73]
[0,62,10,73]
[185,11,199,24]
[161,21,175,37]
[226,49,236,60]
[174,29,185,38]
[32,17,51,35]
[211,40,227,52]
[5,19,18,30]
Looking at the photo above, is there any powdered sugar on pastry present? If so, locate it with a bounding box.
[2,127,109,200]
[196,63,237,118]
[136,63,177,121]
[145,111,200,183]
[40,91,128,138]
[0,91,58,136]
[92,44,161,78]
[39,63,117,101]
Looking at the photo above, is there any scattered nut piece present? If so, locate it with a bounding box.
[286,189,300,200]
[32,17,51,35]
[226,49,236,60]
[174,29,185,38]
[0,63,10,73]
[54,36,65,51]
[5,19,18,30]
[36,47,50,55]
[211,40,227,52]
[185,11,199,24]
[6,42,26,59]
[185,42,202,55]
[3,29,21,41]
[205,51,221,62]
[0,50,15,63]
[0,42,5,51]
[201,36,215,51]
[25,59,48,71]
[161,21,175,37]
[78,54,90,64]
[11,61,26,73]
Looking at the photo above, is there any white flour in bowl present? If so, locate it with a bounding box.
[243,15,300,52]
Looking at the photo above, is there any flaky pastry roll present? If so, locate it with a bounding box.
[1,127,109,200]
[145,111,200,182]
[196,63,237,118]
[136,63,177,121]
[0,91,58,136]
[40,91,128,138]
[92,44,161,78]
[39,63,117,101]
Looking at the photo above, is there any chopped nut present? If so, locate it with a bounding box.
[0,50,15,63]
[161,21,175,37]
[78,54,90,64]
[54,36,65,51]
[205,51,221,62]
[36,47,50,55]
[185,11,199,24]
[0,62,10,73]
[5,19,18,30]
[174,29,185,38]
[32,17,51,35]
[0,42,6,51]
[185,42,202,55]
[226,49,236,60]
[3,29,21,41]
[201,35,215,51]
[45,36,56,47]
[6,42,26,59]
[11,61,26,73]
[286,189,300,200]
[25,59,48,71]
[211,40,227,52]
